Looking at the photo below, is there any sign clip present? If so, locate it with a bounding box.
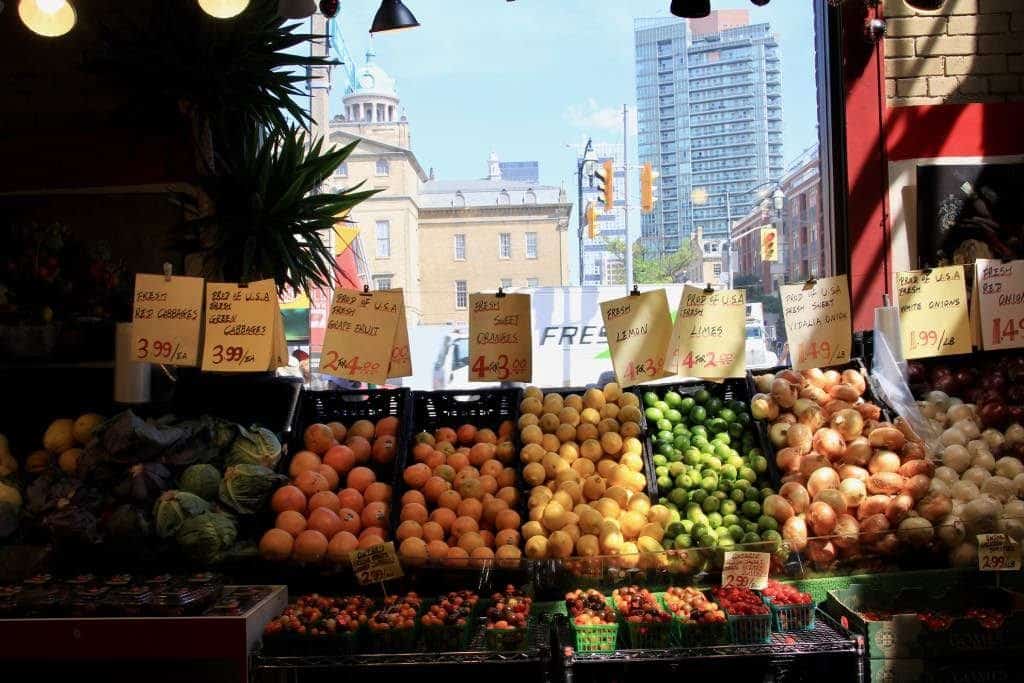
[629,285,640,297]
[162,262,173,282]
[704,282,714,294]
[496,287,506,298]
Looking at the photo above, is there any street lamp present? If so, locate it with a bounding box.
[576,139,599,285]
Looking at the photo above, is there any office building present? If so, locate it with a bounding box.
[634,11,783,258]
[498,160,540,184]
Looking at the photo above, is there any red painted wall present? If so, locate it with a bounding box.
[842,4,1024,330]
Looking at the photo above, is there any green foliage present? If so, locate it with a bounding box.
[604,239,696,285]
[176,131,379,296]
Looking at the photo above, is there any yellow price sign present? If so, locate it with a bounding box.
[201,280,278,372]
[131,274,204,366]
[780,275,852,371]
[667,286,746,379]
[468,292,532,383]
[895,266,972,359]
[319,288,403,385]
[600,289,673,388]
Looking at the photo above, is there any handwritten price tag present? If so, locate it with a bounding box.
[978,534,1021,572]
[319,288,402,385]
[349,542,404,585]
[666,286,746,379]
[722,551,771,590]
[387,289,413,379]
[780,275,852,372]
[201,280,277,372]
[468,292,532,383]
[896,266,972,360]
[976,259,1024,351]
[131,274,204,366]
[600,289,673,388]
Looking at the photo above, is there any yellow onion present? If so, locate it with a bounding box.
[916,492,953,523]
[782,515,809,552]
[868,450,901,475]
[786,423,813,454]
[778,369,804,386]
[858,495,891,520]
[841,437,872,466]
[829,383,861,403]
[802,367,828,389]
[799,384,830,404]
[764,494,795,524]
[750,393,779,421]
[841,368,867,396]
[902,473,931,501]
[780,481,811,513]
[860,513,891,544]
[831,409,865,441]
[807,467,841,499]
[867,472,905,495]
[753,374,775,394]
[901,441,927,463]
[808,500,838,536]
[798,404,826,431]
[775,446,803,474]
[832,513,861,548]
[856,402,882,421]
[799,453,832,479]
[822,370,842,389]
[806,538,837,566]
[885,494,914,525]
[868,426,906,451]
[897,459,934,479]
[812,428,845,458]
[769,422,791,448]
[839,477,867,507]
[823,400,854,419]
[814,488,849,516]
[771,378,798,409]
[838,464,869,483]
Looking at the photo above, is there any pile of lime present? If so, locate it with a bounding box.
[643,388,781,552]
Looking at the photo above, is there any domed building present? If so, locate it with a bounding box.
[342,49,401,126]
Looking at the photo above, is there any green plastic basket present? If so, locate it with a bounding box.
[570,621,619,652]
[485,624,529,651]
[657,592,729,647]
[726,611,772,644]
[420,598,479,651]
[767,599,815,632]
[624,619,673,649]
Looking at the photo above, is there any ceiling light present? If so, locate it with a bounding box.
[905,0,944,9]
[198,0,249,19]
[370,0,420,33]
[670,0,710,19]
[277,0,315,19]
[751,0,770,6]
[319,0,339,18]
[18,0,75,37]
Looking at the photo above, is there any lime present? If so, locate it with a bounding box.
[744,487,762,502]
[740,467,758,484]
[668,449,683,463]
[691,489,708,505]
[668,461,685,477]
[728,422,745,439]
[706,418,727,434]
[741,531,762,545]
[714,489,728,500]
[727,454,744,469]
[742,519,760,534]
[684,448,703,466]
[692,522,709,539]
[669,488,689,507]
[750,455,768,474]
[655,465,668,478]
[735,412,752,427]
[664,391,682,407]
[657,422,673,436]
[645,407,664,422]
[701,476,718,493]
[714,443,732,459]
[674,473,692,489]
[707,512,723,528]
[728,524,745,543]
[741,500,762,519]
[720,499,737,516]
[717,535,735,550]
[665,409,683,424]
[702,496,720,513]
[733,478,751,490]
[654,400,670,414]
[760,487,775,501]
[718,408,736,424]
[673,435,692,451]
[657,475,673,492]
[691,425,708,438]
[713,432,731,444]
[680,519,694,533]
[731,488,747,504]
[653,454,668,467]
[694,389,711,405]
[697,533,718,549]
[689,406,707,424]
[657,442,673,459]
[761,529,782,551]
[675,533,693,549]
[706,397,723,415]
[666,521,685,538]
[673,423,690,436]
[669,508,682,523]
[679,397,696,413]
[758,515,779,532]
[643,391,659,407]
[705,456,723,471]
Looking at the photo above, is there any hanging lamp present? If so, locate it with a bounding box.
[18,0,75,37]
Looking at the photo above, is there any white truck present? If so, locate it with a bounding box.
[429,285,777,390]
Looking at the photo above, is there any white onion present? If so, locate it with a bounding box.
[996,457,1024,480]
[1006,424,1024,447]
[942,446,971,474]
[839,478,867,508]
[981,475,1015,504]
[962,495,1001,536]
[953,418,980,441]
[925,391,950,408]
[897,516,934,546]
[963,466,991,487]
[940,428,967,447]
[967,440,990,458]
[936,514,965,547]
[1014,473,1024,497]
[935,466,960,483]
[1000,516,1024,542]
[919,402,940,419]
[951,481,979,502]
[972,452,996,472]
[947,404,974,423]
[982,428,1006,452]
[1002,499,1024,521]
[929,478,951,497]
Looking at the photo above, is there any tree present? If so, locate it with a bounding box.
[604,239,695,285]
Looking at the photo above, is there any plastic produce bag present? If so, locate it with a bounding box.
[870,317,940,452]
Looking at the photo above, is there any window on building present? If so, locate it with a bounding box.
[455,280,468,310]
[375,158,390,176]
[335,162,348,178]
[454,191,466,208]
[524,189,537,204]
[713,264,722,277]
[453,234,466,261]
[373,274,393,291]
[498,232,512,259]
[498,190,511,206]
[525,232,538,259]
[500,278,512,290]
[376,220,391,258]
[527,278,539,288]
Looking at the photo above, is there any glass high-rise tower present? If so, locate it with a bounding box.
[634,12,782,259]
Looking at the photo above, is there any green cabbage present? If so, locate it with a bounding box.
[154,490,210,538]
[226,425,281,469]
[180,464,221,501]
[218,464,286,515]
[175,511,237,565]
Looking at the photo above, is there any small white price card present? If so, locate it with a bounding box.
[131,274,204,366]
[976,259,1024,351]
[201,279,278,372]
[780,275,853,371]
[722,551,771,590]
[349,542,404,585]
[600,289,673,388]
[468,292,532,383]
[895,266,972,359]
[978,533,1022,572]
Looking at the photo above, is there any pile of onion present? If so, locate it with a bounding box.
[919,390,1024,567]
[751,367,935,567]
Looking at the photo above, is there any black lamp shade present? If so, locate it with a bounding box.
[905,0,945,9]
[751,0,771,6]
[370,0,420,33]
[671,0,711,19]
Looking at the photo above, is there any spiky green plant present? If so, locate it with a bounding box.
[176,130,379,296]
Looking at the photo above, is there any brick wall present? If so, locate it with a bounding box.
[884,0,1024,106]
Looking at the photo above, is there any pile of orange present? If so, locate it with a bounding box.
[397,422,523,567]
[258,417,398,566]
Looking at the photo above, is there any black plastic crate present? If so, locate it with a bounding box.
[171,371,303,437]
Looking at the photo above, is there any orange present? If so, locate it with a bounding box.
[346,436,371,463]
[308,490,342,514]
[457,498,483,521]
[453,466,480,489]
[480,459,503,479]
[498,421,515,439]
[360,526,389,542]
[482,498,509,527]
[541,434,561,454]
[495,441,516,464]
[363,482,392,504]
[294,470,329,498]
[469,546,494,564]
[427,539,450,560]
[276,510,307,537]
[327,422,348,442]
[308,507,343,539]
[433,464,456,483]
[478,529,494,548]
[323,445,355,476]
[349,419,376,440]
[361,501,389,529]
[495,509,521,531]
[316,464,340,491]
[337,508,362,535]
[403,463,431,488]
[496,486,519,508]
[478,474,498,496]
[435,427,457,444]
[424,450,445,470]
[337,488,364,513]
[347,466,376,493]
[458,531,485,553]
[401,502,429,525]
[436,440,456,456]
[375,416,399,437]
[293,529,328,563]
[289,451,322,479]
[475,428,497,445]
[447,451,470,472]
[495,528,520,548]
[423,476,451,503]
[413,442,434,463]
[272,485,307,514]
[414,431,436,446]
[437,489,462,511]
[452,516,479,537]
[371,435,397,465]
[401,489,426,508]
[469,442,495,467]
[358,533,385,550]
[457,424,478,445]
[430,507,457,533]
[445,546,469,568]
[421,521,445,543]
[327,530,358,563]
[303,424,334,455]
[396,520,423,542]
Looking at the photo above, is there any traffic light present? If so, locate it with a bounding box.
[594,159,614,213]
[640,163,658,214]
[586,202,599,239]
[760,226,778,262]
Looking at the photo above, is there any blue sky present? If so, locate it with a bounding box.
[325,0,818,278]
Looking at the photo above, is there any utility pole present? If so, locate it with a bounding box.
[623,104,633,295]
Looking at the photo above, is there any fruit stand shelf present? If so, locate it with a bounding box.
[556,609,860,664]
[252,617,551,670]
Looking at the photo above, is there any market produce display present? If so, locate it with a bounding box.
[564,588,616,625]
[399,421,520,565]
[485,585,532,630]
[661,586,726,625]
[519,384,658,562]
[750,366,933,565]
[421,590,479,627]
[711,585,769,615]
[762,579,812,607]
[916,390,1024,565]
[260,417,399,565]
[369,591,422,633]
[0,433,22,538]
[642,386,779,555]
[908,357,1024,431]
